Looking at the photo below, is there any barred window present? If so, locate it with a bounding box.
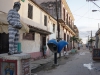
[53,24,55,32]
[63,8,65,21]
[28,4,33,19]
[44,15,47,26]
[23,32,35,40]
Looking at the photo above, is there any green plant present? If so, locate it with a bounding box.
[70,36,78,48]
[88,39,95,43]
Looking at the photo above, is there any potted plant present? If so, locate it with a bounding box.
[70,36,78,53]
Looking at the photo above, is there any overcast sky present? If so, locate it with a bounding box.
[66,0,100,44]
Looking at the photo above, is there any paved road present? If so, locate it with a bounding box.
[34,48,100,75]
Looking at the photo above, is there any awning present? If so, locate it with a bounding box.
[0,25,8,33]
[0,13,29,33]
[28,25,52,35]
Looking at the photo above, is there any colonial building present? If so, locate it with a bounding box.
[34,0,76,50]
[0,0,79,59]
[74,25,79,37]
[0,0,57,59]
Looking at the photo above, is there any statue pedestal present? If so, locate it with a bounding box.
[0,53,31,75]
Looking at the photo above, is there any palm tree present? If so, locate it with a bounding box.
[70,36,78,49]
[88,39,95,43]
[88,38,95,48]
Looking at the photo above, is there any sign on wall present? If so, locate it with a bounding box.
[1,62,16,75]
[21,59,30,75]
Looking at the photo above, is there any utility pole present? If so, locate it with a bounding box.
[91,30,92,39]
[91,30,92,48]
[88,35,89,48]
[88,35,89,41]
[86,35,89,48]
[54,0,60,65]
[56,0,61,58]
[98,23,99,30]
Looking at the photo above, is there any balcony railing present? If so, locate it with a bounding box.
[65,23,76,33]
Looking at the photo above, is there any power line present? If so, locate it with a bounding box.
[73,14,100,20]
[72,3,88,13]
[92,1,100,8]
[75,4,94,23]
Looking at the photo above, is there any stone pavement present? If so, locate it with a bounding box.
[30,50,72,71]
[34,48,100,75]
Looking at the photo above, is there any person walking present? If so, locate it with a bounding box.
[43,45,47,59]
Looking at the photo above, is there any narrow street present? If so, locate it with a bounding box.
[34,48,100,75]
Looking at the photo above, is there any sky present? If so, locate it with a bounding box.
[66,0,100,44]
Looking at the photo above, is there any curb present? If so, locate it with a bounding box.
[30,51,72,70]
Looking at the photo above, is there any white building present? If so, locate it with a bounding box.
[0,0,57,59]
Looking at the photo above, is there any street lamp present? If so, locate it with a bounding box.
[86,0,98,1]
[92,10,100,29]
[87,0,100,9]
[92,10,100,12]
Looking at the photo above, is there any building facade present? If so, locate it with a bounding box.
[0,0,57,59]
[34,0,76,51]
[0,0,79,59]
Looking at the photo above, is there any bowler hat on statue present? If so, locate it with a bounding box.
[14,2,21,6]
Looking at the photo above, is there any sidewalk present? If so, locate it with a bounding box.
[30,51,72,70]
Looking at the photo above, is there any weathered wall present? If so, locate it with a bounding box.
[34,0,61,19]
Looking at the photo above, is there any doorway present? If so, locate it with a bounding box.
[0,33,9,54]
[67,35,69,51]
[40,34,46,56]
[64,33,66,51]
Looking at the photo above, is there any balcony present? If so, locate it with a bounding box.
[65,23,76,33]
[58,18,65,23]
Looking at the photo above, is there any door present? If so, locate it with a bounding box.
[0,33,9,54]
[67,35,69,51]
[64,33,66,51]
[40,34,46,56]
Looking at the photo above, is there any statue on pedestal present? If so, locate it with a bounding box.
[7,2,22,55]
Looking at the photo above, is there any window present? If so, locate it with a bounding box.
[67,13,68,25]
[44,15,47,26]
[66,18,67,25]
[53,24,55,32]
[23,32,35,40]
[28,4,33,19]
[63,8,65,21]
[69,17,70,26]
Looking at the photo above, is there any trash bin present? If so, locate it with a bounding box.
[18,42,21,52]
